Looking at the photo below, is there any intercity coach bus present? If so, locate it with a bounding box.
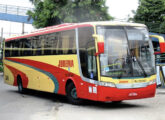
[3,22,158,104]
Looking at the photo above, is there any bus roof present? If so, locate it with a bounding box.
[5,21,146,42]
[84,21,146,27]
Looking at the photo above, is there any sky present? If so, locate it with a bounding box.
[0,0,139,38]
[106,0,139,20]
[0,0,139,19]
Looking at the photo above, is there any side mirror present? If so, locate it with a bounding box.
[150,35,165,54]
[159,41,165,54]
[93,34,104,56]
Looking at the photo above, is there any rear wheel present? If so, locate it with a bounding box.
[17,76,25,93]
[66,82,82,104]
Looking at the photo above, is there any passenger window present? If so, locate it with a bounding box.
[61,30,76,54]
[23,38,33,56]
[12,40,19,57]
[44,33,55,55]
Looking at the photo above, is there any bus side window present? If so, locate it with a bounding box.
[78,27,98,80]
[5,42,11,57]
[12,40,19,57]
[19,39,23,56]
[69,30,76,54]
[24,38,32,56]
[39,35,45,55]
[61,30,76,55]
[44,33,55,55]
[32,36,41,56]
[55,32,61,55]
[61,35,69,54]
[10,41,14,57]
[52,35,58,55]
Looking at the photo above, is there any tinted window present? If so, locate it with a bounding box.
[78,27,97,80]
[5,29,77,57]
[61,30,76,54]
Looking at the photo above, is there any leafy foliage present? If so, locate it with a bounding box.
[28,0,113,28]
[133,0,165,33]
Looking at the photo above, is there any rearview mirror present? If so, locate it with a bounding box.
[93,34,104,56]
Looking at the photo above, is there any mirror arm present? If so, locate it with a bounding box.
[92,34,105,56]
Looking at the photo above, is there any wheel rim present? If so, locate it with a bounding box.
[71,88,77,99]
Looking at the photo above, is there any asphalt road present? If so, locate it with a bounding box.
[0,73,165,120]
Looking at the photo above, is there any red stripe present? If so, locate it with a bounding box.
[5,24,93,41]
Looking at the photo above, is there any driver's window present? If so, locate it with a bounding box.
[78,27,98,80]
[87,41,97,79]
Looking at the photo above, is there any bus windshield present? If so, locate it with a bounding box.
[97,26,155,78]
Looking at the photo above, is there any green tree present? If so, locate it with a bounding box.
[133,0,165,33]
[28,0,113,28]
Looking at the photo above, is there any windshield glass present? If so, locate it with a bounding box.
[97,26,155,78]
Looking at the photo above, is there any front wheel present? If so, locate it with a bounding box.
[66,82,82,104]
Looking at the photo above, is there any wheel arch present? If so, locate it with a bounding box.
[16,74,28,88]
[65,79,77,95]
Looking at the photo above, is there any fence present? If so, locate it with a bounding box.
[0,4,33,16]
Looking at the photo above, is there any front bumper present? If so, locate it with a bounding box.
[97,83,156,102]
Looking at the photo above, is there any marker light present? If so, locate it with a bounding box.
[99,82,116,87]
[148,79,156,85]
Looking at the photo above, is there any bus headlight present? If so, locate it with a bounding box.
[99,82,116,87]
[148,79,156,85]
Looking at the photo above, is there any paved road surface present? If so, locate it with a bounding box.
[0,73,165,120]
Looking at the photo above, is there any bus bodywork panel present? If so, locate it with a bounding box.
[97,84,156,102]
[4,55,157,102]
[3,55,157,102]
[3,55,99,101]
[4,55,80,94]
[97,75,156,101]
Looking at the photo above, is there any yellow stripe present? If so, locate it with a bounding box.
[150,35,165,43]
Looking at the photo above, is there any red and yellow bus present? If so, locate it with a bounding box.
[3,22,157,104]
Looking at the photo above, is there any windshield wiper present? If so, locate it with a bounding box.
[120,27,147,78]
[133,56,148,77]
[117,27,134,79]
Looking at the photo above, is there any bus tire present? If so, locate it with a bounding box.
[17,76,25,94]
[66,82,82,105]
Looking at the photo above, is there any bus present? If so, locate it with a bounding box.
[150,35,165,87]
[3,22,158,104]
